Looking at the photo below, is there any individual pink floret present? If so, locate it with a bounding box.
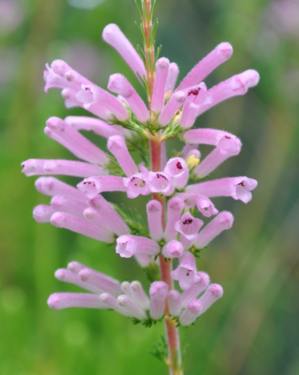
[164,157,189,189]
[107,135,138,176]
[102,23,146,78]
[151,57,170,113]
[149,281,169,320]
[165,62,180,93]
[108,73,149,122]
[175,212,204,241]
[177,42,233,90]
[158,91,186,126]
[195,211,234,248]
[78,176,126,198]
[116,234,159,258]
[146,200,163,241]
[22,159,104,178]
[45,117,108,165]
[162,240,185,259]
[194,134,242,178]
[187,176,258,204]
[194,69,260,117]
[50,211,114,243]
[48,293,106,310]
[172,253,199,290]
[164,197,184,241]
[65,116,124,138]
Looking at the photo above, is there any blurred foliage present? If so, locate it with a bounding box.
[0,0,299,374]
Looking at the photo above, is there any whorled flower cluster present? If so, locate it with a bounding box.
[48,259,223,327]
[22,23,259,326]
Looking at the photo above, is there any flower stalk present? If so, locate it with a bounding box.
[145,2,183,369]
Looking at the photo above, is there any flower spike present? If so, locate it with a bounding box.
[23,10,260,371]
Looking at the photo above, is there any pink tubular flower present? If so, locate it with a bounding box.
[102,24,146,78]
[84,195,129,236]
[159,91,187,126]
[33,205,55,223]
[164,157,189,189]
[164,197,185,241]
[179,300,203,326]
[51,211,114,243]
[175,212,204,241]
[64,116,124,138]
[172,253,199,290]
[116,235,159,259]
[151,57,170,113]
[180,272,210,307]
[148,171,174,195]
[107,135,138,176]
[165,62,180,93]
[149,281,169,319]
[194,135,242,178]
[195,211,234,248]
[177,42,234,90]
[44,117,108,165]
[184,128,238,146]
[167,290,182,316]
[22,159,104,178]
[146,200,163,241]
[196,195,219,218]
[124,173,150,199]
[194,70,260,117]
[78,176,126,198]
[44,60,128,121]
[108,73,149,122]
[162,240,185,259]
[187,177,258,204]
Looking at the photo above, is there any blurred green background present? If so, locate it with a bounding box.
[0,0,298,374]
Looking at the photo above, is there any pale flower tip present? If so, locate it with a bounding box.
[150,281,169,297]
[99,292,110,303]
[54,269,67,281]
[33,205,53,223]
[34,176,54,193]
[209,283,224,299]
[174,91,187,103]
[197,271,210,287]
[46,116,64,130]
[240,69,260,88]
[218,211,234,230]
[249,178,258,190]
[50,212,66,228]
[107,135,124,151]
[187,300,203,315]
[156,57,170,69]
[78,268,90,282]
[102,23,119,42]
[146,199,162,213]
[163,240,184,258]
[21,159,39,176]
[50,59,68,75]
[217,42,234,58]
[47,293,61,310]
[67,261,83,273]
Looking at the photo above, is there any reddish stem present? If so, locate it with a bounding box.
[150,138,183,375]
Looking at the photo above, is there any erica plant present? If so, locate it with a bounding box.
[22,1,259,374]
